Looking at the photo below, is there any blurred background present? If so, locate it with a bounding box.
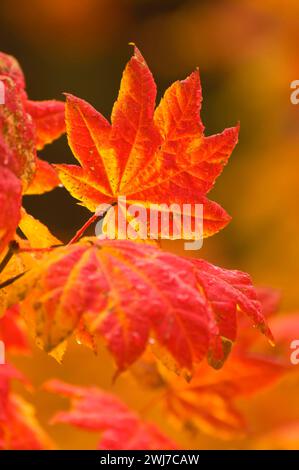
[1,0,299,449]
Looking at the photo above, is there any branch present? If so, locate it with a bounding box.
[0,240,19,275]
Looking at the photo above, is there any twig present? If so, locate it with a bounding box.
[0,271,28,290]
[18,245,61,254]
[0,240,19,274]
[68,203,117,245]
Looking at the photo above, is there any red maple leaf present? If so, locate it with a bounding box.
[0,364,52,450]
[45,379,178,450]
[10,238,271,376]
[0,52,65,252]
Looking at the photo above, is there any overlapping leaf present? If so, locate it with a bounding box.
[45,379,178,450]
[25,99,65,195]
[0,51,65,196]
[0,305,30,355]
[0,52,65,252]
[9,238,271,376]
[191,260,274,368]
[163,353,286,439]
[131,343,286,441]
[0,211,61,318]
[56,46,239,239]
[236,287,282,351]
[25,99,65,151]
[0,364,52,450]
[0,51,66,155]
[0,66,35,251]
[0,242,41,318]
[18,208,62,249]
[0,75,36,189]
[0,167,22,253]
[25,157,60,195]
[256,287,281,317]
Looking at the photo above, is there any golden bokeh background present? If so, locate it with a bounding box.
[1,0,299,449]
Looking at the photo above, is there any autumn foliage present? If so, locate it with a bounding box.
[0,46,296,450]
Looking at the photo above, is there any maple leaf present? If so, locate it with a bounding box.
[24,99,65,195]
[0,52,65,251]
[25,99,65,151]
[0,243,38,318]
[0,364,25,429]
[0,211,61,317]
[0,305,30,355]
[18,208,62,249]
[190,259,274,368]
[0,70,33,251]
[256,287,282,317]
[261,312,299,363]
[0,364,52,450]
[0,395,52,450]
[269,313,299,345]
[0,72,35,252]
[0,52,65,156]
[235,287,282,351]
[25,158,60,195]
[9,238,271,376]
[0,167,22,253]
[0,51,65,196]
[162,352,286,440]
[44,379,178,450]
[0,51,25,90]
[0,76,36,189]
[0,210,61,319]
[56,46,239,239]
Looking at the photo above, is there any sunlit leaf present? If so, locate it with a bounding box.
[25,99,65,151]
[45,379,178,450]
[56,46,239,240]
[9,238,270,376]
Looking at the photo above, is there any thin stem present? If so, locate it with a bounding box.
[0,271,27,290]
[67,213,99,245]
[0,242,57,291]
[0,206,116,290]
[18,246,60,254]
[0,240,19,275]
[68,203,117,245]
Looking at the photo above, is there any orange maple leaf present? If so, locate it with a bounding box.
[56,46,239,239]
[163,352,286,440]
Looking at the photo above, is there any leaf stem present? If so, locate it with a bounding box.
[18,246,60,253]
[67,213,99,245]
[68,203,117,245]
[0,271,28,290]
[0,240,19,274]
